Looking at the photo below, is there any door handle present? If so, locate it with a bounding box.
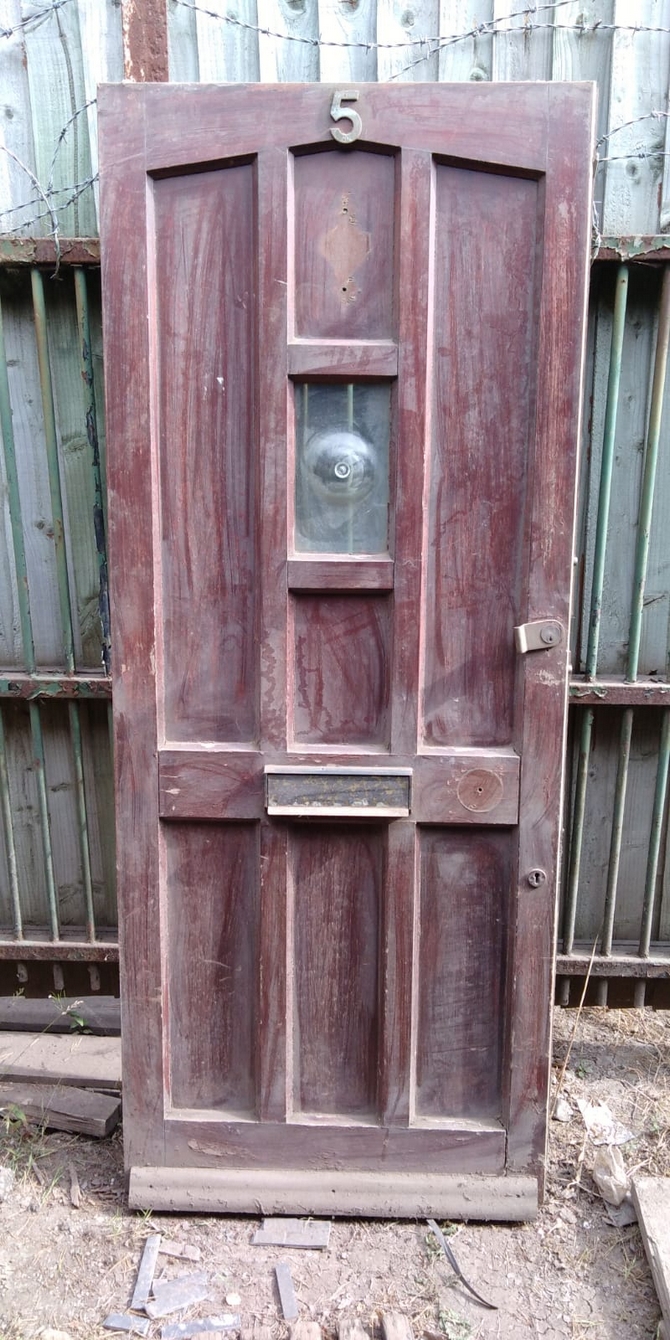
[514,620,563,653]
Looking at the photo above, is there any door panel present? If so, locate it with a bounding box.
[156,163,258,744]
[423,166,539,748]
[416,829,511,1121]
[291,595,392,747]
[166,821,259,1113]
[99,81,594,1218]
[292,823,382,1118]
[293,148,397,339]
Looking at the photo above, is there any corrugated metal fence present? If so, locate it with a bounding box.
[1,0,670,1000]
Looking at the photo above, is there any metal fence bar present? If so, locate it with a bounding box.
[601,708,634,957]
[638,709,670,962]
[562,266,630,959]
[627,266,670,683]
[0,291,60,940]
[586,265,630,680]
[30,269,75,673]
[562,708,593,957]
[0,706,22,939]
[29,699,59,940]
[74,267,111,676]
[68,701,96,941]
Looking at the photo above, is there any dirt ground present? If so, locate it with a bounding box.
[1,1006,669,1340]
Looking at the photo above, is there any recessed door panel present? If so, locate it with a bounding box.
[291,594,392,748]
[422,167,539,748]
[416,828,510,1122]
[166,821,259,1114]
[293,148,396,340]
[155,165,258,744]
[291,824,382,1119]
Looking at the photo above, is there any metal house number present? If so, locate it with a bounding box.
[330,90,363,144]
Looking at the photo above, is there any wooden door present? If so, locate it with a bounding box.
[99,82,594,1219]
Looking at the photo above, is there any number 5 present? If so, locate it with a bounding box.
[330,89,362,144]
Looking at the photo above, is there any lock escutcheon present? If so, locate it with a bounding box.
[527,868,547,888]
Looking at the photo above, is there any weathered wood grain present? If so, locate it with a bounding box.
[632,1177,670,1332]
[0,1079,120,1135]
[317,0,377,82]
[492,0,554,81]
[155,165,258,744]
[292,824,382,1117]
[257,1,319,82]
[0,993,120,1033]
[194,0,259,81]
[99,86,164,1166]
[416,831,511,1120]
[292,595,391,748]
[23,0,97,237]
[376,0,439,81]
[166,823,259,1114]
[602,0,670,235]
[422,163,539,749]
[0,1029,120,1089]
[293,149,396,342]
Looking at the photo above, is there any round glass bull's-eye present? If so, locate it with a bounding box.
[303,426,376,504]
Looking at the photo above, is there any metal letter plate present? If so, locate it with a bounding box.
[265,766,411,818]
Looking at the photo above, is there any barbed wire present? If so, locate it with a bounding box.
[0,0,73,41]
[173,0,670,52]
[3,2,670,239]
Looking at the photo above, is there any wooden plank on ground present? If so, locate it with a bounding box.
[339,1321,370,1340]
[632,1177,670,1332]
[0,995,121,1034]
[0,1081,120,1137]
[381,1316,414,1340]
[0,1031,121,1089]
[293,1323,322,1340]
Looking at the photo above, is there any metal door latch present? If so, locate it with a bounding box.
[514,620,563,653]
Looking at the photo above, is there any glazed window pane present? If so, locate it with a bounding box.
[295,383,390,554]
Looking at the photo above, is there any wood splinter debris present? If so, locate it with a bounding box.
[130,1233,162,1310]
[69,1162,81,1208]
[103,1315,151,1336]
[293,1322,323,1340]
[380,1314,413,1340]
[160,1316,241,1340]
[253,1217,331,1250]
[146,1271,211,1319]
[339,1320,370,1340]
[275,1262,299,1321]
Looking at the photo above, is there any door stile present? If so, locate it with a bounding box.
[379,148,435,1129]
[257,147,290,1122]
[503,85,595,1173]
[99,88,166,1165]
[379,818,417,1127]
[259,823,290,1121]
[392,148,434,761]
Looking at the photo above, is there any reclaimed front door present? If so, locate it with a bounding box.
[99,81,594,1218]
